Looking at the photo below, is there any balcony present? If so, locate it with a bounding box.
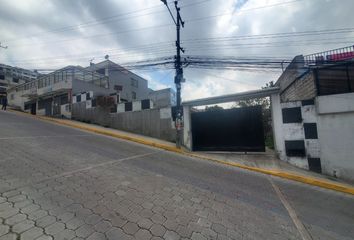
[304,45,354,66]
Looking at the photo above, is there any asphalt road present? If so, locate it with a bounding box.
[0,110,353,240]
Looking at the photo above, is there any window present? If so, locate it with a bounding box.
[114,85,123,91]
[96,68,105,75]
[125,102,133,111]
[13,77,19,83]
[131,78,138,88]
[60,94,69,105]
[38,79,43,88]
[0,74,4,80]
[282,107,302,123]
[51,74,56,84]
[132,91,136,100]
[285,140,306,157]
[58,71,63,82]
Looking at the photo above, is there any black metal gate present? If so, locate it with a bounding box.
[191,105,265,152]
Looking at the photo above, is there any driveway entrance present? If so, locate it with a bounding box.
[191,105,265,152]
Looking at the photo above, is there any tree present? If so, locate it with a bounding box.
[205,105,224,112]
[233,81,275,149]
[235,81,274,109]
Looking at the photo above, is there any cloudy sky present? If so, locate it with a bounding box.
[0,0,353,101]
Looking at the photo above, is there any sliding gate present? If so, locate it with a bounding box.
[191,105,265,152]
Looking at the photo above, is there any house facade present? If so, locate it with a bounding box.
[0,63,39,99]
[7,66,113,117]
[273,45,354,182]
[7,59,175,121]
[86,59,149,102]
[148,88,176,108]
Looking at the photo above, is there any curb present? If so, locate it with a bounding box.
[9,110,354,196]
[38,116,184,154]
[183,153,354,195]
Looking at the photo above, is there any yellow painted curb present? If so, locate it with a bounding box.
[9,110,354,196]
[183,153,354,196]
[38,116,184,154]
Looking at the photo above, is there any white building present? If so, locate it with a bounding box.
[7,66,113,117]
[0,63,39,98]
[148,88,176,108]
[86,59,149,102]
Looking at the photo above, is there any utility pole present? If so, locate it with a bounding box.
[0,42,8,49]
[161,0,185,148]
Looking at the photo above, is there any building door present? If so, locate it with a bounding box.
[53,96,61,116]
[30,103,36,115]
[44,100,52,116]
[24,101,36,115]
[191,105,265,152]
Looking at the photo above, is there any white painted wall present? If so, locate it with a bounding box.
[316,93,354,182]
[272,96,318,171]
[270,94,285,160]
[85,100,92,109]
[183,106,192,150]
[37,80,71,96]
[132,101,142,111]
[117,103,125,113]
[60,104,71,118]
[317,92,354,114]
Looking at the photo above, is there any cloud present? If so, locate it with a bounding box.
[0,0,353,100]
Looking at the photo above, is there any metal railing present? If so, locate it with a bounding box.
[10,67,109,93]
[304,45,354,66]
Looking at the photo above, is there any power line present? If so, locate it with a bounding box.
[7,0,307,48]
[182,27,354,43]
[9,23,175,47]
[2,1,174,42]
[4,0,211,45]
[184,0,303,23]
[10,55,313,75]
[7,32,354,63]
[6,38,353,65]
[191,68,267,87]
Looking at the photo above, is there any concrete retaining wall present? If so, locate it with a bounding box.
[72,102,175,142]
